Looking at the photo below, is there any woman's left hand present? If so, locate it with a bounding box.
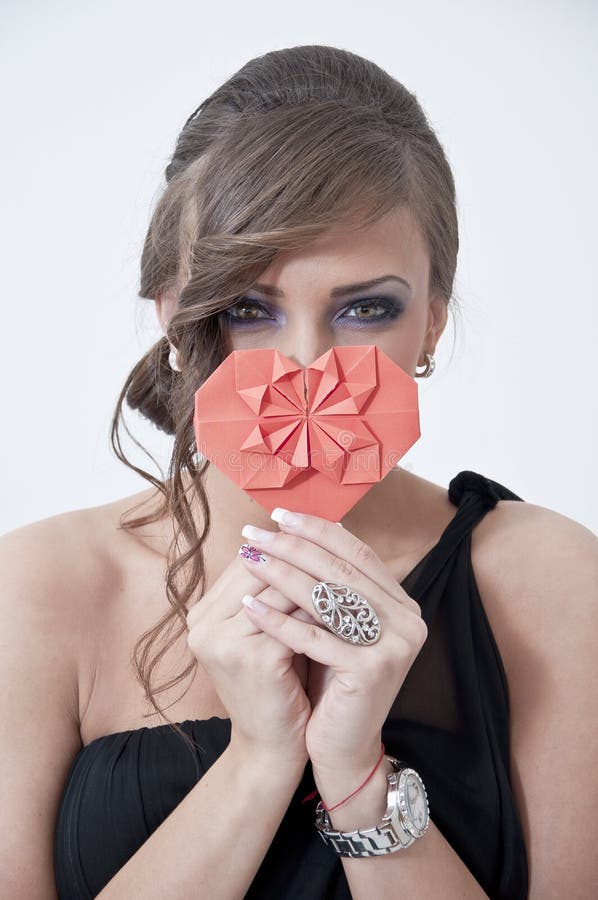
[237,507,429,772]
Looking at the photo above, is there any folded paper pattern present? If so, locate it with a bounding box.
[193,344,420,520]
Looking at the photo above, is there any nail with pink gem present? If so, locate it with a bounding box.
[239,544,268,563]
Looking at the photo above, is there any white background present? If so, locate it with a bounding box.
[1,0,596,535]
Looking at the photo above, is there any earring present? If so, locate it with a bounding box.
[168,342,182,372]
[414,351,435,378]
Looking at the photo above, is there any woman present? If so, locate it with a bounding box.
[2,44,597,900]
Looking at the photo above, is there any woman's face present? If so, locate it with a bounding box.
[218,205,448,376]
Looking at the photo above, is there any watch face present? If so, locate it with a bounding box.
[401,771,429,836]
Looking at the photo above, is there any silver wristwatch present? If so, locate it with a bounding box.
[314,756,430,857]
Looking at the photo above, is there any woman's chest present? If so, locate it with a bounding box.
[77,533,449,747]
[77,489,527,748]
[77,533,233,746]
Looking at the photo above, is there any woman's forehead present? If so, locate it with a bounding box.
[254,208,429,298]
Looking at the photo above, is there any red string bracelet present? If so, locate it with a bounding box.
[300,742,386,811]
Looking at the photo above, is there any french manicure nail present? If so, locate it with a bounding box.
[242,594,267,612]
[271,507,300,527]
[241,524,274,543]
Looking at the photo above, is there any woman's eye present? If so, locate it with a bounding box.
[221,296,403,327]
[225,299,272,322]
[340,299,399,321]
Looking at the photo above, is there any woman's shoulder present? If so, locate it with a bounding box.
[0,486,168,627]
[1,502,112,598]
[469,491,597,684]
[1,487,172,713]
[445,468,595,576]
[472,490,596,575]
[0,506,114,736]
[467,486,598,893]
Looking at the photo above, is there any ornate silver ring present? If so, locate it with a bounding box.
[311,581,382,646]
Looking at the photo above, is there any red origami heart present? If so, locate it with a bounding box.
[193,344,420,521]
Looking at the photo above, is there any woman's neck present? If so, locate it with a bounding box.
[192,460,416,552]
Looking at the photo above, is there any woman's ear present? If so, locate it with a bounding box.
[424,293,449,352]
[154,289,177,335]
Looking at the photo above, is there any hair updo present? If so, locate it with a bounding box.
[109,44,460,754]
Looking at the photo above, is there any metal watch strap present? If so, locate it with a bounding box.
[314,756,428,858]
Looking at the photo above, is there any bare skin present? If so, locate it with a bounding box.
[5,205,595,899]
[77,205,499,745]
[77,467,460,745]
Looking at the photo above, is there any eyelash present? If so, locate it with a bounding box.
[220,296,404,328]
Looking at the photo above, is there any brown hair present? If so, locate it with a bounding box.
[109,44,461,754]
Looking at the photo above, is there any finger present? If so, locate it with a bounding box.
[240,511,421,615]
[187,555,298,629]
[241,594,356,670]
[289,607,318,625]
[238,545,406,645]
[230,583,302,637]
[237,604,317,638]
[238,530,428,650]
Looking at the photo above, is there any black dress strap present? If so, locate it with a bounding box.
[448,470,524,508]
[409,470,525,625]
[383,470,529,898]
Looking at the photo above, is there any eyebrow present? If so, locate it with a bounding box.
[250,274,412,298]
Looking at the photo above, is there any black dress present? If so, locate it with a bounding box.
[53,470,530,899]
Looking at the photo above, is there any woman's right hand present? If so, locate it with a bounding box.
[186,550,312,770]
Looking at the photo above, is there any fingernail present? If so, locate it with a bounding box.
[242,594,267,612]
[238,544,268,563]
[241,524,275,543]
[271,507,300,527]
